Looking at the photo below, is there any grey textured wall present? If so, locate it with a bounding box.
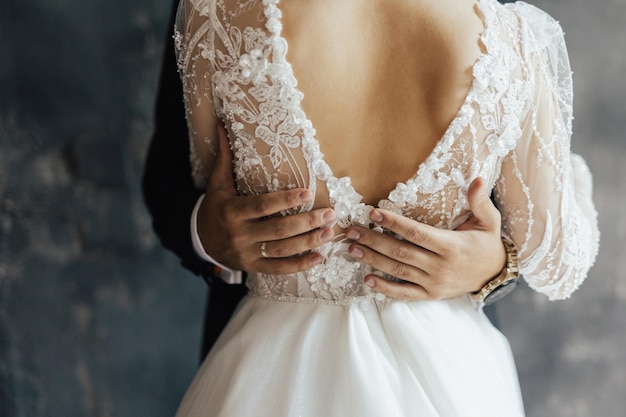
[0,1,206,416]
[0,1,624,416]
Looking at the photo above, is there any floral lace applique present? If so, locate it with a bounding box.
[175,0,599,303]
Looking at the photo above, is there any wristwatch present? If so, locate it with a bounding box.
[471,237,520,305]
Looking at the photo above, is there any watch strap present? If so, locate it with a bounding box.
[470,237,519,303]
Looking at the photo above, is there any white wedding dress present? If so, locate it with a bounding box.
[172,0,599,415]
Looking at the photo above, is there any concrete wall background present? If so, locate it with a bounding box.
[0,0,624,416]
[0,1,206,416]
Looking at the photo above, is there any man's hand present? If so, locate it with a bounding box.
[197,124,336,274]
[346,177,506,301]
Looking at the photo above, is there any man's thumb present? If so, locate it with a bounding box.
[464,177,501,230]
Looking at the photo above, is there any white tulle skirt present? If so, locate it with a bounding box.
[175,295,525,417]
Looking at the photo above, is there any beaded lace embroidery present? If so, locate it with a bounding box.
[174,0,599,303]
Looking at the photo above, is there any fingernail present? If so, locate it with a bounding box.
[349,246,364,259]
[346,229,360,240]
[309,254,322,266]
[474,177,486,195]
[322,210,336,223]
[365,277,376,288]
[299,190,313,203]
[370,210,383,223]
[320,228,334,242]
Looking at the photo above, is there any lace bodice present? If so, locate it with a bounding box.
[174,0,599,303]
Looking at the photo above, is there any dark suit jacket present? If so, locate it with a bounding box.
[142,0,247,359]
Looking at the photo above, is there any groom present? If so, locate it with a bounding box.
[142,0,510,359]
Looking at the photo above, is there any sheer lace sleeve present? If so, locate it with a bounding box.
[495,3,599,300]
[174,0,219,189]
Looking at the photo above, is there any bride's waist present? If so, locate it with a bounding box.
[246,261,388,304]
[246,239,410,304]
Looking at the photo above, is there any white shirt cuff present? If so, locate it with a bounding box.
[191,194,243,285]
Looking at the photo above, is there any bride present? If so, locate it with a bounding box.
[172,0,599,415]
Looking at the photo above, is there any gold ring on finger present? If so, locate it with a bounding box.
[260,241,269,258]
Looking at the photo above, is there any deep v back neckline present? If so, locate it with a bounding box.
[267,0,491,218]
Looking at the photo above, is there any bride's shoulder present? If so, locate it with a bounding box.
[430,0,488,40]
[398,0,487,46]
[404,0,486,76]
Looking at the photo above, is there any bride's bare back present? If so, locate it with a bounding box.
[279,0,485,205]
